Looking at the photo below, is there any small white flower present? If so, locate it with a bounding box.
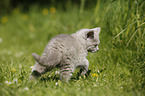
[94,85,97,87]
[19,65,21,69]
[55,82,58,85]
[35,82,37,84]
[9,82,12,84]
[5,81,8,83]
[30,66,33,69]
[0,38,2,43]
[98,70,100,73]
[5,81,13,84]
[55,71,60,75]
[13,79,18,83]
[8,51,12,55]
[103,74,106,77]
[24,87,29,90]
[15,52,24,57]
[135,0,137,4]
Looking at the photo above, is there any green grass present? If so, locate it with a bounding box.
[0,0,145,96]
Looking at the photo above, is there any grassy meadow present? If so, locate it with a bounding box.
[0,0,145,96]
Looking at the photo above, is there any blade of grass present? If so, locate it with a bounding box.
[80,0,85,14]
[113,20,137,39]
[126,29,139,47]
[114,15,145,39]
[126,22,145,47]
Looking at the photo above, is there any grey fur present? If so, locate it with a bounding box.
[29,27,101,82]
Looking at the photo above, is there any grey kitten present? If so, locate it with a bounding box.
[29,27,101,82]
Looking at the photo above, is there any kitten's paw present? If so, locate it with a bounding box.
[29,75,37,81]
[81,70,87,76]
[29,71,41,81]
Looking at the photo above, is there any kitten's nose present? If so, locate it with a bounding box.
[94,44,98,47]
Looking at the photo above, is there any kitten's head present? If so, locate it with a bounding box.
[81,27,101,53]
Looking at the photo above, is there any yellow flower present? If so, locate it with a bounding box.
[112,40,114,43]
[92,73,98,77]
[42,9,49,15]
[1,16,8,23]
[11,68,16,72]
[13,7,20,13]
[50,7,56,14]
[22,14,28,20]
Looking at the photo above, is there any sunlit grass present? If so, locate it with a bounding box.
[0,0,144,96]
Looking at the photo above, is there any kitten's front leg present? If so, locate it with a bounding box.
[80,65,89,76]
[78,59,89,76]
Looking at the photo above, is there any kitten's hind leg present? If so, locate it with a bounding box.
[60,64,74,83]
[29,62,48,80]
[30,51,62,81]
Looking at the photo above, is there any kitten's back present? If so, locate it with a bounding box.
[44,34,79,56]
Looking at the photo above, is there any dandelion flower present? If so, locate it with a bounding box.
[50,7,56,14]
[92,73,98,77]
[1,16,8,24]
[42,9,49,15]
[11,68,16,72]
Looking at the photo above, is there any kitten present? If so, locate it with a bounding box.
[29,27,101,82]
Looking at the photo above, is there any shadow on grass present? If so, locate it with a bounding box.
[39,69,92,82]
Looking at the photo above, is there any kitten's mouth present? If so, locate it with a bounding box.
[88,46,99,53]
[91,50,98,53]
[91,49,99,53]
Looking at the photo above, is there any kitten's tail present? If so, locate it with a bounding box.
[32,53,45,66]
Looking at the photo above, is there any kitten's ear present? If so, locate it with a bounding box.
[93,27,101,34]
[86,31,94,39]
